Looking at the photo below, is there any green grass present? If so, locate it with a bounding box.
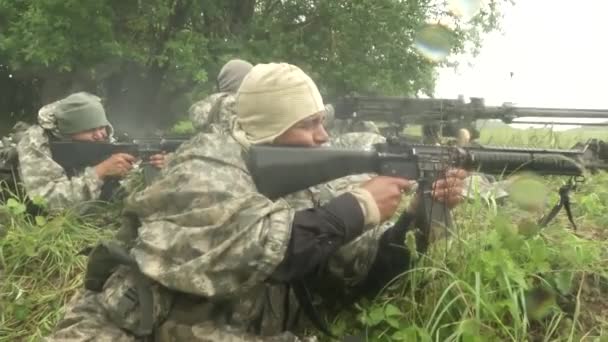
[477,126,608,148]
[1,124,607,341]
[0,198,115,341]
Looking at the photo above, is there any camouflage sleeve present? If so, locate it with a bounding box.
[326,222,393,286]
[325,185,418,286]
[16,126,104,211]
[320,132,392,284]
[125,135,293,298]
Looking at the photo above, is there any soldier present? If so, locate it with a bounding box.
[46,63,467,341]
[16,92,165,212]
[188,59,253,134]
[323,103,381,137]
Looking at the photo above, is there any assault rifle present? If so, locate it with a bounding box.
[49,137,187,185]
[247,138,608,230]
[332,95,608,140]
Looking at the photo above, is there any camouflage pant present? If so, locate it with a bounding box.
[45,268,317,342]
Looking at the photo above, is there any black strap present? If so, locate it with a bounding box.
[291,280,337,339]
[83,241,155,336]
[281,284,291,332]
[131,271,155,336]
[208,93,230,126]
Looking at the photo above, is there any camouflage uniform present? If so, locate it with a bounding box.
[16,99,115,212]
[188,59,252,134]
[46,132,393,342]
[187,93,236,134]
[323,104,380,137]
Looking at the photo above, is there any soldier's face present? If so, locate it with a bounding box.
[70,126,108,142]
[274,112,329,147]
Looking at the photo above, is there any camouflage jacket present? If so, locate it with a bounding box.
[123,132,393,338]
[188,92,236,134]
[16,100,122,212]
[16,125,104,212]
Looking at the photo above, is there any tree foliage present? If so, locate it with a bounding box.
[0,0,508,134]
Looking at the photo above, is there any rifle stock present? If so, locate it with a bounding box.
[247,145,382,200]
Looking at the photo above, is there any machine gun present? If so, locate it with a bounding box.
[332,95,608,141]
[49,137,187,185]
[247,138,608,231]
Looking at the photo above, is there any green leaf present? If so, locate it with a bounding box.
[367,306,385,326]
[385,317,401,329]
[6,198,26,215]
[391,327,418,341]
[35,215,47,227]
[458,318,481,337]
[554,271,574,295]
[30,195,47,207]
[13,303,31,322]
[384,304,403,317]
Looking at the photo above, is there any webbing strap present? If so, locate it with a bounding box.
[83,241,155,336]
[291,280,337,339]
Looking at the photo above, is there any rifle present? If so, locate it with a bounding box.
[247,138,608,231]
[332,95,608,140]
[49,138,187,186]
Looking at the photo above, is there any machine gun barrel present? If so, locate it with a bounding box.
[332,95,608,127]
[507,106,608,119]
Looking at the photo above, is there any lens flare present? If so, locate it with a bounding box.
[507,174,548,212]
[413,24,455,62]
[448,0,483,21]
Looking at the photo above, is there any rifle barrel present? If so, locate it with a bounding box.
[509,107,608,119]
[509,119,608,126]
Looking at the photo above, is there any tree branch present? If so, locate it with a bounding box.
[264,0,282,17]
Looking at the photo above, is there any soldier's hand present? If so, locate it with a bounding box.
[408,169,468,213]
[361,176,415,222]
[431,168,468,208]
[94,153,136,179]
[148,152,166,169]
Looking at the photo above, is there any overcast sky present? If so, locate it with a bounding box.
[433,0,608,128]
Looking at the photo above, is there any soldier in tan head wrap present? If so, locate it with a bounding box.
[47,63,468,341]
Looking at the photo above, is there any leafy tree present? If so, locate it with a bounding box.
[0,0,509,134]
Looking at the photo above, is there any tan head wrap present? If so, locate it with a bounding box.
[232,63,325,147]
